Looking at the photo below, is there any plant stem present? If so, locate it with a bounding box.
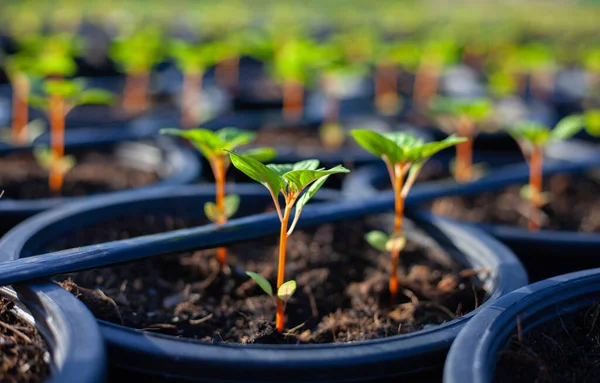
[11,73,30,145]
[282,79,303,122]
[456,115,474,183]
[49,94,65,195]
[212,156,228,267]
[216,56,240,94]
[413,61,439,106]
[181,71,203,129]
[528,145,543,231]
[390,162,405,301]
[276,205,292,333]
[375,63,399,114]
[123,71,150,114]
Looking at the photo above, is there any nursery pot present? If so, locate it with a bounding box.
[0,283,105,383]
[0,189,527,382]
[444,268,600,383]
[408,143,600,282]
[0,136,200,234]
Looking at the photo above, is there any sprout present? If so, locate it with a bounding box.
[429,96,494,182]
[109,26,164,114]
[161,127,276,267]
[227,152,349,332]
[505,114,585,230]
[351,130,465,300]
[28,78,114,194]
[246,271,297,322]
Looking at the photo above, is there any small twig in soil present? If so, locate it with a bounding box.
[0,321,32,344]
[402,288,419,305]
[190,313,213,325]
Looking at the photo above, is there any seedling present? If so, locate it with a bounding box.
[169,39,219,128]
[412,38,458,105]
[429,97,494,182]
[160,127,276,267]
[28,79,114,194]
[226,152,349,332]
[505,115,585,230]
[110,26,164,114]
[246,271,297,324]
[351,130,465,300]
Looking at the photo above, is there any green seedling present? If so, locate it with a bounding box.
[227,152,349,332]
[161,127,276,266]
[110,26,164,114]
[429,97,494,182]
[246,271,297,323]
[505,115,585,230]
[351,130,465,300]
[28,78,114,194]
[169,39,220,128]
[3,53,37,145]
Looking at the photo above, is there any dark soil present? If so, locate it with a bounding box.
[429,172,600,232]
[0,297,50,382]
[54,214,487,344]
[0,151,159,200]
[494,302,600,382]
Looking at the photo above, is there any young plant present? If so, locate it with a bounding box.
[246,272,297,326]
[160,127,276,267]
[412,38,458,106]
[109,26,164,114]
[351,130,466,300]
[28,79,114,194]
[505,115,585,231]
[4,53,37,145]
[226,153,349,332]
[169,39,219,128]
[429,97,493,182]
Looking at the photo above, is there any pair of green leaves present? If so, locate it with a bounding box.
[169,39,220,75]
[110,26,164,73]
[365,231,407,254]
[351,130,466,166]
[226,153,349,222]
[505,114,585,147]
[246,272,297,303]
[33,147,76,175]
[429,97,493,122]
[160,127,277,163]
[204,195,240,223]
[28,79,115,114]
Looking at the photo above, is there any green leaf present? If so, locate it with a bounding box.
[73,88,115,106]
[266,163,295,177]
[550,115,584,141]
[282,164,350,193]
[585,109,600,137]
[226,150,285,194]
[28,94,49,110]
[292,159,320,171]
[246,272,273,296]
[224,194,240,219]
[216,127,256,150]
[407,134,467,161]
[365,230,389,252]
[277,280,297,302]
[351,129,402,164]
[505,122,551,146]
[160,128,222,160]
[204,201,219,223]
[294,174,329,220]
[240,147,278,163]
[43,79,80,98]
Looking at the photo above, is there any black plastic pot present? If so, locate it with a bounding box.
[0,187,527,382]
[408,147,600,282]
[444,268,600,383]
[0,136,200,233]
[0,283,105,383]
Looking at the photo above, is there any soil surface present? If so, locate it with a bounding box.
[0,297,50,382]
[495,302,600,382]
[429,172,600,232]
[0,151,159,200]
[54,214,487,344]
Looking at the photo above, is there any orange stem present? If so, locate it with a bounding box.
[282,80,303,122]
[216,56,240,94]
[390,162,405,301]
[49,95,65,195]
[11,74,30,145]
[375,63,399,113]
[275,206,291,332]
[212,157,228,266]
[456,116,474,183]
[413,62,439,106]
[122,71,150,114]
[181,72,203,129]
[528,146,543,231]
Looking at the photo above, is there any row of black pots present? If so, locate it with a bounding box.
[0,184,528,382]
